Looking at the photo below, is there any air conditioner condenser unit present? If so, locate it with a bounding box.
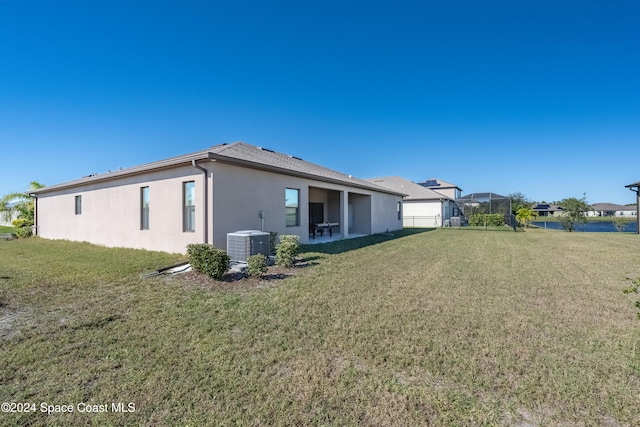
[226,230,270,262]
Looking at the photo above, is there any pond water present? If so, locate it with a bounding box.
[530,220,638,233]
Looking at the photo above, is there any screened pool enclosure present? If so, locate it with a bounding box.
[455,192,515,227]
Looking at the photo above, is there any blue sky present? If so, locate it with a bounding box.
[1,0,639,204]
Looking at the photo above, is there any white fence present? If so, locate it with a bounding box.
[403,216,442,228]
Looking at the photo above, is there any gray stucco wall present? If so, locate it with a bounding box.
[35,161,403,253]
[35,165,204,253]
[208,162,403,248]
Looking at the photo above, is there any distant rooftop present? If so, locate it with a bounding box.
[364,176,451,200]
[533,203,563,211]
[417,178,462,191]
[591,202,636,211]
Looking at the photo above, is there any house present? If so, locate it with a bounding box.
[416,178,463,200]
[587,202,637,217]
[0,202,19,227]
[364,176,457,227]
[30,142,405,253]
[532,203,564,217]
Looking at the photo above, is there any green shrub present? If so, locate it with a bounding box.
[468,214,505,227]
[275,235,300,268]
[623,277,640,320]
[186,244,230,280]
[11,218,33,238]
[247,254,268,277]
[14,226,33,238]
[269,231,278,254]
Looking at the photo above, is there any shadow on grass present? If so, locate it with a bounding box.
[223,272,293,282]
[300,228,435,255]
[72,315,123,330]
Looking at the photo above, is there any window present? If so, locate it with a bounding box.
[285,188,299,227]
[75,195,82,215]
[140,187,149,230]
[397,201,402,220]
[183,181,195,232]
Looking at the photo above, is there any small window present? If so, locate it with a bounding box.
[75,195,82,215]
[285,188,299,227]
[397,201,402,220]
[183,181,195,232]
[141,187,149,230]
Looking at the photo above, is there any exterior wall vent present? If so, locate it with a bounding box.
[226,230,270,262]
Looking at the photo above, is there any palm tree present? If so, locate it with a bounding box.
[516,207,537,227]
[0,181,45,236]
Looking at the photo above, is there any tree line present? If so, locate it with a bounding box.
[0,181,45,237]
[509,192,591,232]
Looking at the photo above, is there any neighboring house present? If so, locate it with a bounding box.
[587,202,637,217]
[532,203,564,217]
[416,178,463,200]
[364,176,457,227]
[0,202,19,227]
[30,142,405,253]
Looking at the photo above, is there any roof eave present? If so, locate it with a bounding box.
[625,181,640,189]
[209,153,405,196]
[32,149,405,197]
[31,151,214,195]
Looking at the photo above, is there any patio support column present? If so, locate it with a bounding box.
[340,190,349,239]
[627,183,640,235]
[636,190,640,235]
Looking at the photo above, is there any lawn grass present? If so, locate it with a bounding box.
[0,225,16,234]
[2,230,640,426]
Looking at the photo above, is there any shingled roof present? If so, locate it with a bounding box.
[417,178,462,192]
[32,142,403,196]
[591,202,636,212]
[364,176,451,200]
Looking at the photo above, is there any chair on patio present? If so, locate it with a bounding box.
[309,223,319,239]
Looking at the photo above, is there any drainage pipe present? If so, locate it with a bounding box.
[192,160,209,244]
[141,261,191,278]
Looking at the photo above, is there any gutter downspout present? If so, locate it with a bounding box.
[192,160,209,244]
[30,193,38,236]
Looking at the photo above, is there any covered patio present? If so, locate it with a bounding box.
[306,232,367,244]
[307,186,372,242]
